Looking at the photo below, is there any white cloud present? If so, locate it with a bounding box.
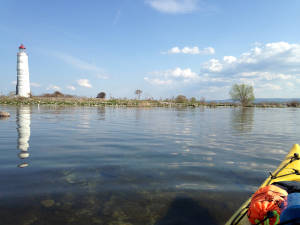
[67,85,76,91]
[259,83,282,91]
[145,67,199,86]
[277,74,293,80]
[204,59,223,72]
[197,85,231,99]
[240,72,259,77]
[11,81,17,85]
[46,85,61,91]
[96,73,109,79]
[165,46,215,55]
[171,67,199,79]
[55,53,100,71]
[146,0,199,14]
[207,86,229,93]
[31,82,41,87]
[77,79,92,88]
[240,72,293,81]
[203,42,300,75]
[53,52,108,79]
[197,41,300,97]
[201,74,227,83]
[146,41,300,99]
[144,77,173,85]
[238,78,255,86]
[286,82,294,87]
[168,47,181,54]
[223,56,237,63]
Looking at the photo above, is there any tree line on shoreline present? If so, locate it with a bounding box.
[3,88,207,104]
[1,84,300,107]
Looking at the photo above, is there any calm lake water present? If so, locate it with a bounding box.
[1,105,300,225]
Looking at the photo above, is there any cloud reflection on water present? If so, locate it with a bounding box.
[3,106,296,225]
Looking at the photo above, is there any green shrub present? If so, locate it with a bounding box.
[175,95,187,103]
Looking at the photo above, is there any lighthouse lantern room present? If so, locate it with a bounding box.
[16,44,30,98]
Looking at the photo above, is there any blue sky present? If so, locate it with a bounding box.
[1,0,300,100]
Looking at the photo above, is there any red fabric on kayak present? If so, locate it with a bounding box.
[247,185,288,225]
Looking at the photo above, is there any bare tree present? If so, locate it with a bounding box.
[135,89,142,99]
[230,84,255,106]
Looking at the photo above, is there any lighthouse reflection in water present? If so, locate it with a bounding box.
[16,106,31,168]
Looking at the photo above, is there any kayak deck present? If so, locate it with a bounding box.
[225,144,300,225]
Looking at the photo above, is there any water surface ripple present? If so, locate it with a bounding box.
[1,106,300,225]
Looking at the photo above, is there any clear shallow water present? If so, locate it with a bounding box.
[1,105,300,225]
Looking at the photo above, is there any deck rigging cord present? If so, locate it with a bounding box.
[230,153,300,225]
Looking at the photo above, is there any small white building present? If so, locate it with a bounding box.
[16,44,30,97]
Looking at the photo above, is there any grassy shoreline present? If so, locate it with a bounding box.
[0,96,299,108]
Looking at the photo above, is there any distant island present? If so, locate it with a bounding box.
[0,91,300,108]
[214,98,300,104]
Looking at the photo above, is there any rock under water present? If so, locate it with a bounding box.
[0,111,10,117]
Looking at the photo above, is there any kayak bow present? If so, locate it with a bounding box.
[225,144,300,225]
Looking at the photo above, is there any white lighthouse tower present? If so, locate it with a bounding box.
[16,44,30,97]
